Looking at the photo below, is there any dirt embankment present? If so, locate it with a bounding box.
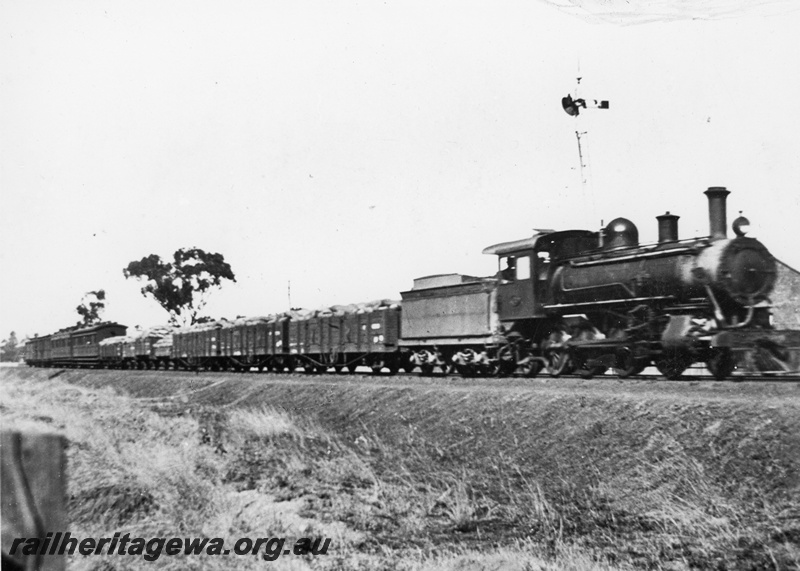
[12,368,800,569]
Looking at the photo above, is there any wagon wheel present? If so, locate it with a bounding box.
[656,351,691,380]
[419,364,434,376]
[304,363,316,374]
[706,348,735,381]
[347,364,359,374]
[542,328,572,377]
[333,365,344,374]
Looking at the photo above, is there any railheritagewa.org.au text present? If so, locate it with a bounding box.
[8,532,331,562]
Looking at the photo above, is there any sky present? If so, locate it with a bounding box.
[2,0,799,339]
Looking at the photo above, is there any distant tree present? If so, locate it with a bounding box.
[76,289,106,326]
[123,248,236,326]
[1,331,20,362]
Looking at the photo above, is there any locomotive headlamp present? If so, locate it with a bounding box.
[733,212,751,237]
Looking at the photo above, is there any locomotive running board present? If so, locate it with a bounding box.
[543,295,674,311]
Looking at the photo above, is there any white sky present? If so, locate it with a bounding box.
[2,0,799,339]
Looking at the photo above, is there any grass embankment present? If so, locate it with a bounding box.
[2,368,799,570]
[2,369,620,571]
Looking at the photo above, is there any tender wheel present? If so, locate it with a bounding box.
[455,364,473,377]
[492,345,512,377]
[706,348,735,380]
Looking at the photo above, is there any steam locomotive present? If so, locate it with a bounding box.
[24,187,800,380]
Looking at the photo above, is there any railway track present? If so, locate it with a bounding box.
[30,364,800,385]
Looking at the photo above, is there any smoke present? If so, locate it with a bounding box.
[541,0,799,24]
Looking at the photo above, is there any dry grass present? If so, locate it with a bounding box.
[1,369,631,571]
[6,367,799,570]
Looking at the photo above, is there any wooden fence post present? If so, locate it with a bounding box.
[1,432,67,571]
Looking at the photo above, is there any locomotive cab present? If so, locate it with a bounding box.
[484,230,597,322]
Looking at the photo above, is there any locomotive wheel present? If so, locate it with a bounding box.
[578,365,605,379]
[574,351,606,379]
[545,350,570,376]
[656,361,684,380]
[542,329,572,377]
[655,352,690,380]
[613,347,647,378]
[706,348,736,380]
[518,359,542,378]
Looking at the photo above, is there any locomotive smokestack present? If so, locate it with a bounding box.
[656,211,679,242]
[704,186,730,240]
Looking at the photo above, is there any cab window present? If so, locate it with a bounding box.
[515,255,531,280]
[499,256,516,281]
[537,251,551,280]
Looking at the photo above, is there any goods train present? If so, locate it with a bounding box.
[25,187,800,380]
